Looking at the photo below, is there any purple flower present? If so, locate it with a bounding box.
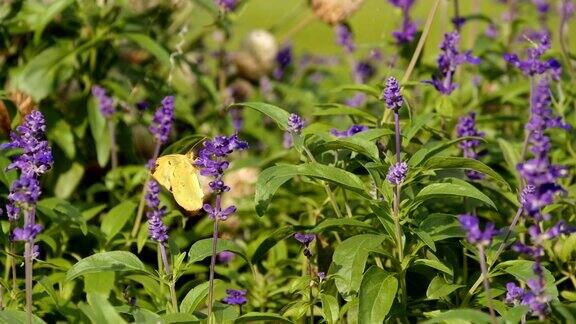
[353,61,376,84]
[274,44,293,80]
[6,175,41,221]
[218,251,235,264]
[92,85,114,118]
[230,108,243,132]
[485,24,499,38]
[383,77,403,111]
[216,0,239,11]
[330,125,369,138]
[12,223,43,242]
[505,282,526,305]
[203,204,237,221]
[294,232,315,246]
[318,272,326,280]
[335,23,355,54]
[1,111,53,176]
[504,32,560,78]
[345,93,366,108]
[389,0,417,44]
[458,214,499,246]
[287,114,305,135]
[424,32,480,95]
[145,180,168,244]
[456,112,485,180]
[149,96,175,144]
[386,162,408,185]
[223,289,247,305]
[527,79,570,138]
[136,101,150,111]
[532,0,549,13]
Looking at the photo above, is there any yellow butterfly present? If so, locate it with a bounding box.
[151,152,205,212]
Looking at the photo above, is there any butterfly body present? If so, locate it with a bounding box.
[151,153,204,212]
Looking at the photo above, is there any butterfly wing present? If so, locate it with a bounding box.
[151,155,177,190]
[169,156,205,212]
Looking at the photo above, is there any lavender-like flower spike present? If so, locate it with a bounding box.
[504,32,560,78]
[456,112,485,180]
[458,214,499,246]
[386,162,408,185]
[388,0,417,44]
[145,180,168,244]
[287,113,305,135]
[294,232,315,258]
[383,77,403,111]
[424,32,480,95]
[149,95,175,144]
[335,23,355,54]
[223,289,247,305]
[92,85,114,118]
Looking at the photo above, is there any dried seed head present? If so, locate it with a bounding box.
[0,100,12,136]
[311,0,365,25]
[233,30,279,80]
[10,90,36,116]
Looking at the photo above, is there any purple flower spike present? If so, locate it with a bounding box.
[456,112,486,180]
[287,114,305,135]
[223,289,247,305]
[335,23,355,54]
[149,95,175,144]
[383,77,403,111]
[424,32,480,95]
[504,32,560,78]
[12,224,43,242]
[92,85,114,118]
[145,180,168,244]
[386,162,408,185]
[505,282,526,305]
[218,251,235,264]
[388,0,417,44]
[458,214,499,246]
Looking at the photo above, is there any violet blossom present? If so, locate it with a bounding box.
[330,125,368,138]
[274,44,293,80]
[456,112,486,180]
[388,0,417,44]
[504,32,561,78]
[92,85,114,118]
[145,180,168,244]
[149,96,175,145]
[223,289,247,305]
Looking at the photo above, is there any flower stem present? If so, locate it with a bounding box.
[478,246,497,324]
[308,259,314,324]
[207,195,221,323]
[303,147,344,218]
[24,241,33,324]
[382,0,441,126]
[131,142,162,238]
[107,119,118,170]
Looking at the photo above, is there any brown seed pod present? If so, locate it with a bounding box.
[311,0,365,25]
[233,30,278,80]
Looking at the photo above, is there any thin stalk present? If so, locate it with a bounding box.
[394,112,402,163]
[478,246,497,324]
[24,242,32,324]
[453,0,461,32]
[207,194,222,323]
[159,243,177,312]
[308,259,314,324]
[169,279,178,313]
[131,142,162,238]
[382,0,441,126]
[10,242,17,292]
[107,119,118,170]
[279,14,316,44]
[303,146,344,218]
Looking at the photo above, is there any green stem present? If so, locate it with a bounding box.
[131,142,162,238]
[478,246,497,324]
[24,242,32,324]
[207,211,220,323]
[303,146,344,218]
[107,119,118,170]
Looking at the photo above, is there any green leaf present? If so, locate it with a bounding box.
[313,104,378,123]
[48,119,76,159]
[101,201,137,241]
[123,33,171,67]
[423,309,493,323]
[80,293,127,324]
[497,138,521,182]
[255,163,368,216]
[84,272,115,297]
[419,214,464,241]
[405,112,435,143]
[415,179,497,210]
[31,0,75,44]
[358,266,398,323]
[88,97,111,167]
[311,218,372,233]
[333,84,381,98]
[420,156,510,190]
[54,162,84,199]
[180,280,224,314]
[234,313,294,323]
[188,239,248,264]
[250,226,295,264]
[37,198,88,235]
[413,259,453,276]
[330,234,385,299]
[234,102,290,131]
[409,137,483,167]
[426,276,464,300]
[321,281,340,324]
[316,136,380,161]
[0,310,46,324]
[66,251,146,281]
